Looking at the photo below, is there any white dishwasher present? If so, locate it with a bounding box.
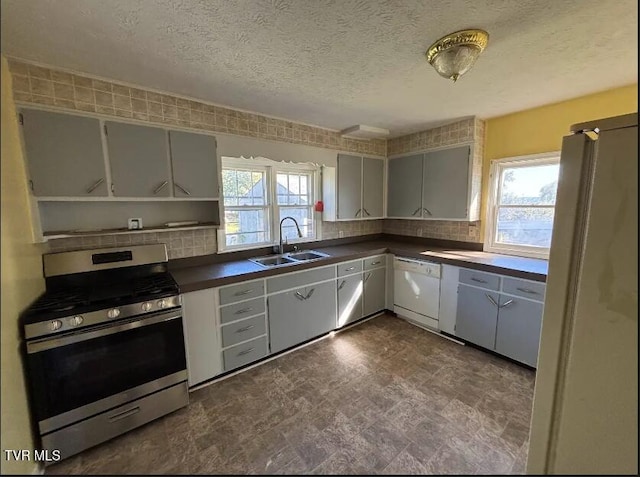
[394,257,441,330]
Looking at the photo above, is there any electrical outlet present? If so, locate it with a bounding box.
[128,218,143,230]
[339,230,344,238]
[469,224,477,237]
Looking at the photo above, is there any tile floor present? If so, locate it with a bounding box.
[47,314,535,475]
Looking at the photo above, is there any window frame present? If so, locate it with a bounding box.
[484,151,560,259]
[218,156,320,252]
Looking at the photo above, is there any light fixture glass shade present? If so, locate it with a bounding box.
[426,29,489,82]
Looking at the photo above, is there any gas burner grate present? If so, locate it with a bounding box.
[29,290,90,313]
[132,274,178,297]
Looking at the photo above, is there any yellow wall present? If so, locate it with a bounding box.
[480,84,638,237]
[1,55,46,474]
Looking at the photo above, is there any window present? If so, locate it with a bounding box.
[220,158,318,250]
[485,153,560,258]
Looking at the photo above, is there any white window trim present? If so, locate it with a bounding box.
[218,156,321,253]
[484,151,560,259]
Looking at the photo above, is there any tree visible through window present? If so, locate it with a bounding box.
[486,155,560,257]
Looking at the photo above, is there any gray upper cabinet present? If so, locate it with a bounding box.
[456,284,499,350]
[21,109,107,197]
[422,145,470,219]
[495,296,543,367]
[337,154,363,219]
[169,131,219,198]
[337,274,363,327]
[105,121,171,197]
[362,157,384,218]
[387,154,423,218]
[363,267,386,316]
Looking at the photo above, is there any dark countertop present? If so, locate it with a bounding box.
[171,238,548,293]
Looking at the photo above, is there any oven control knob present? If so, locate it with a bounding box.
[141,302,152,312]
[157,299,167,309]
[107,308,120,319]
[69,316,84,327]
[49,320,62,331]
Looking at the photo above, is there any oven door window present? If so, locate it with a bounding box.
[27,314,186,422]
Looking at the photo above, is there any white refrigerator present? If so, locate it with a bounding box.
[528,113,638,474]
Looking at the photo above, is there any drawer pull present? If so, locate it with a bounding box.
[485,294,498,307]
[471,277,488,284]
[345,267,356,271]
[237,347,255,356]
[517,287,539,295]
[500,299,514,308]
[236,325,255,333]
[371,261,381,266]
[108,406,140,422]
[234,289,254,296]
[234,307,253,315]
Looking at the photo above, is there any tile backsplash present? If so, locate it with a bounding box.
[387,117,475,156]
[46,228,218,259]
[383,219,481,243]
[8,59,386,156]
[321,220,384,240]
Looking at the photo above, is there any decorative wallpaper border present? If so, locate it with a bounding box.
[387,117,476,156]
[7,59,386,157]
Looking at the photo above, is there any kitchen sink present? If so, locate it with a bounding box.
[286,250,329,261]
[250,256,297,267]
[249,250,330,268]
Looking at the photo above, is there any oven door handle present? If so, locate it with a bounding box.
[26,311,181,354]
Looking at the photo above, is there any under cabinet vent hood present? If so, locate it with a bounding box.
[340,125,390,140]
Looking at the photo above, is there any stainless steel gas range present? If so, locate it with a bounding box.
[21,244,188,461]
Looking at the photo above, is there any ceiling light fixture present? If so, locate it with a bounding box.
[426,29,489,82]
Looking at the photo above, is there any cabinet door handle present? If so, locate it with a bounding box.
[355,208,362,217]
[294,291,306,301]
[423,207,432,216]
[236,324,255,333]
[174,182,192,196]
[364,272,372,283]
[305,288,315,300]
[500,299,514,308]
[86,178,104,194]
[371,261,381,266]
[516,287,539,295]
[412,207,421,216]
[485,294,498,307]
[237,347,255,356]
[345,267,356,271]
[234,307,253,315]
[471,277,488,284]
[234,289,254,296]
[153,181,169,195]
[338,280,346,291]
[363,208,371,216]
[108,406,140,422]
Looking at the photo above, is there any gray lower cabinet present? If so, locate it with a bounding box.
[363,267,386,316]
[337,154,363,219]
[105,121,171,197]
[422,145,470,219]
[456,284,499,350]
[223,336,268,372]
[387,154,423,217]
[268,280,336,353]
[169,130,219,198]
[20,109,107,197]
[495,296,543,367]
[337,274,364,327]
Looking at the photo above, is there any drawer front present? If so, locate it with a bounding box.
[267,266,335,294]
[221,315,266,348]
[337,259,364,277]
[223,336,268,372]
[363,255,386,271]
[459,268,500,291]
[219,281,265,305]
[502,277,546,301]
[219,297,265,324]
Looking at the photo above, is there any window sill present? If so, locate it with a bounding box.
[483,244,549,260]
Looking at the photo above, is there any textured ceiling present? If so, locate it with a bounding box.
[1,0,637,136]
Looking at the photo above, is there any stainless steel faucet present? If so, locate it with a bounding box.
[277,216,303,254]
